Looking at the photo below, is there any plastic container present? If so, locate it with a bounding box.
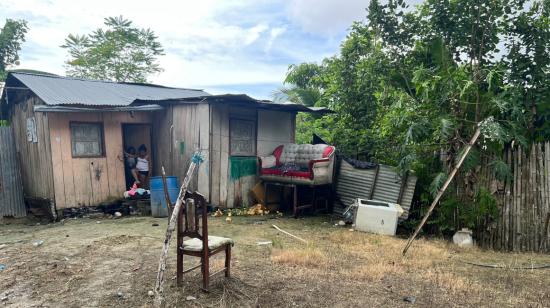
[150,176,179,218]
[353,199,400,236]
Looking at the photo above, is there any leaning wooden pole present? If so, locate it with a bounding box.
[154,153,203,307]
[402,126,481,255]
[161,166,173,216]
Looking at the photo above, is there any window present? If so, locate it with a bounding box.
[230,119,256,156]
[70,122,104,157]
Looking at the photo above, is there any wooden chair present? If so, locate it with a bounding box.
[176,191,234,291]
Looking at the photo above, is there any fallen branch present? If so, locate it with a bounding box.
[154,153,203,307]
[272,225,308,244]
[461,260,550,270]
[403,126,481,255]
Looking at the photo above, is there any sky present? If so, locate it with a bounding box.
[0,0,380,99]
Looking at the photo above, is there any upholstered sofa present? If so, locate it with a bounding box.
[259,144,336,185]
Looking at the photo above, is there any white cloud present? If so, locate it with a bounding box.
[285,0,367,36]
[0,0,374,97]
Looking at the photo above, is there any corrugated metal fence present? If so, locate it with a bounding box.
[0,125,26,217]
[335,160,417,220]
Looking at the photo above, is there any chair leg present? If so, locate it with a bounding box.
[225,245,231,278]
[176,248,183,287]
[201,256,210,292]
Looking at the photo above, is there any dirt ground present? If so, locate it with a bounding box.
[0,214,549,308]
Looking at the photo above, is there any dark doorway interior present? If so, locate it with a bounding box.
[122,124,152,189]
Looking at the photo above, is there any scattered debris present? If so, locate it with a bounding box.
[152,223,159,227]
[0,244,6,250]
[0,264,6,271]
[403,296,416,304]
[117,291,123,298]
[212,209,223,217]
[33,240,44,247]
[64,257,69,261]
[256,241,272,246]
[1,296,7,302]
[226,212,232,223]
[96,221,101,224]
[348,229,355,232]
[148,290,154,297]
[186,296,196,301]
[338,220,346,226]
[247,204,269,216]
[272,225,308,244]
[114,212,122,218]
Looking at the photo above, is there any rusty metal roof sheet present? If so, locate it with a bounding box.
[5,72,210,106]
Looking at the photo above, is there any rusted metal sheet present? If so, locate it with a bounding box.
[0,125,26,217]
[335,160,416,220]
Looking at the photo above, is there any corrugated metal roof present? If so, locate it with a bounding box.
[171,93,332,113]
[335,160,417,221]
[6,72,210,106]
[34,104,164,113]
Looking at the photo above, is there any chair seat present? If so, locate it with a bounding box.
[182,236,234,252]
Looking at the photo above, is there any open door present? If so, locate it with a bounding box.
[122,124,152,189]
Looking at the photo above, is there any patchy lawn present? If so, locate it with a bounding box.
[0,215,549,307]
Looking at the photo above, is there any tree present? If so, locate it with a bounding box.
[0,19,28,81]
[62,16,164,83]
[278,0,549,234]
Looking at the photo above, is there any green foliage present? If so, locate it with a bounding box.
[277,0,549,233]
[62,16,164,82]
[0,19,28,81]
[430,188,499,233]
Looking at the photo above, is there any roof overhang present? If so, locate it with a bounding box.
[33,104,164,113]
[165,94,332,114]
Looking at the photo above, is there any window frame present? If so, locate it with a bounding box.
[69,121,106,158]
[229,118,257,157]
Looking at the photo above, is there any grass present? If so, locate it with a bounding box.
[0,214,549,307]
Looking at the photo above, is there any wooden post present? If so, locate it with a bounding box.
[161,166,173,217]
[154,153,202,307]
[403,127,481,255]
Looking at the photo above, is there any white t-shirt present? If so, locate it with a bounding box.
[136,157,149,172]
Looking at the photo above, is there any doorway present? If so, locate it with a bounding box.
[122,124,152,189]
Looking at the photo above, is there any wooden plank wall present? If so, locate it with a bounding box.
[153,103,210,200]
[10,96,54,201]
[257,110,295,156]
[210,106,296,208]
[48,111,152,209]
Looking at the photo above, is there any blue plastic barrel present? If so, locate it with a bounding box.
[150,176,179,217]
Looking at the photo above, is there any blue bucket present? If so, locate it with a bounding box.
[150,176,179,218]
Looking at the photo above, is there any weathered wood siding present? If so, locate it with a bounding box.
[10,96,54,202]
[210,106,295,208]
[153,103,210,200]
[257,110,295,156]
[48,111,152,208]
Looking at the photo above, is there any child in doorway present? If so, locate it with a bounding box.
[132,144,151,187]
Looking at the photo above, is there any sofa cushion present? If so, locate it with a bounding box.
[279,144,333,167]
[273,145,284,164]
[260,167,312,179]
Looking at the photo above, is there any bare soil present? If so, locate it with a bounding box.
[0,215,549,307]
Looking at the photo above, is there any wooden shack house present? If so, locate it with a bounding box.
[0,72,321,215]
